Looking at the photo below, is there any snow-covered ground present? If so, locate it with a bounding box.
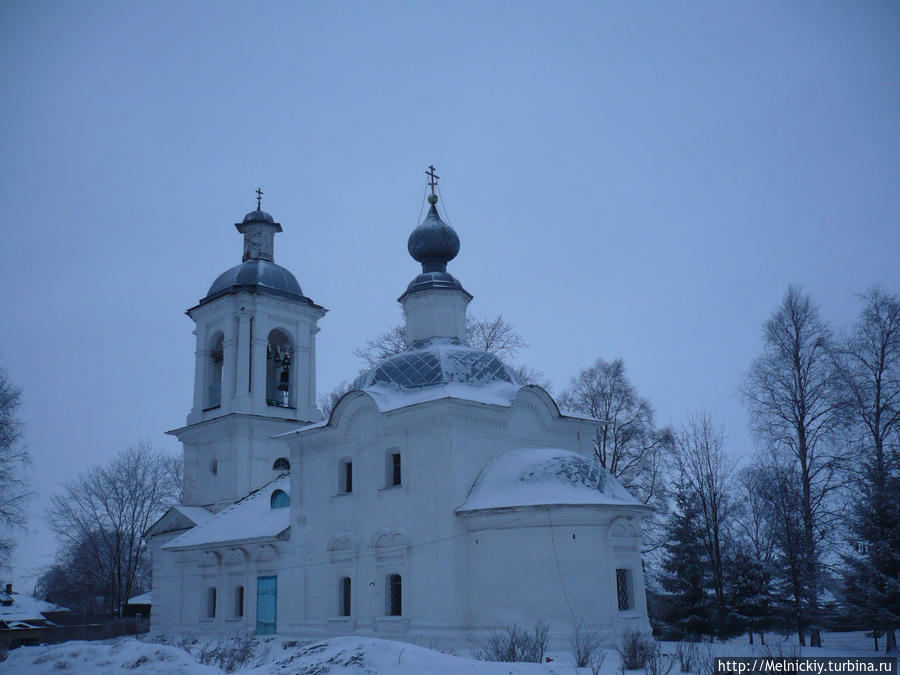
[0,633,886,675]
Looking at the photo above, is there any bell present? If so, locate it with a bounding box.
[277,368,290,392]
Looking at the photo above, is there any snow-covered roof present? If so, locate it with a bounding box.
[365,379,522,412]
[127,591,151,605]
[0,591,68,625]
[355,339,523,391]
[456,447,647,513]
[145,504,215,538]
[163,475,290,550]
[174,505,216,524]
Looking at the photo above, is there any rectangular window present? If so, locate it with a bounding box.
[616,569,631,611]
[234,586,244,617]
[340,577,351,617]
[387,574,402,616]
[207,587,217,618]
[391,453,402,486]
[344,461,353,493]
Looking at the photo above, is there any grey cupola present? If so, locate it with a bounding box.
[401,194,469,299]
[399,169,473,344]
[198,193,319,308]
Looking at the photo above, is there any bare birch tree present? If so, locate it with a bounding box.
[47,442,179,617]
[0,369,30,568]
[672,412,736,624]
[740,286,843,646]
[833,287,900,651]
[559,357,673,507]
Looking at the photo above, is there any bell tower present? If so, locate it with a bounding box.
[168,194,326,510]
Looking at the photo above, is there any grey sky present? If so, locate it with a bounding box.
[1,1,897,590]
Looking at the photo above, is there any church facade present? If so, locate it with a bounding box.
[147,183,651,647]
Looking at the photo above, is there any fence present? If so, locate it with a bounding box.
[0,616,149,650]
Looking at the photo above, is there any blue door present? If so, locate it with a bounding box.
[256,576,277,635]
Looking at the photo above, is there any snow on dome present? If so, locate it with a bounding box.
[457,448,645,513]
[356,338,523,391]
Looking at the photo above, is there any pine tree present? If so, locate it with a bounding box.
[659,482,714,638]
[842,456,900,652]
[727,544,774,643]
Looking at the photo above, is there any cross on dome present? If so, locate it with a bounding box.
[256,187,264,210]
[426,165,439,204]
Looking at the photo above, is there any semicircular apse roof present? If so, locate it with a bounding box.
[457,448,645,513]
[355,339,524,391]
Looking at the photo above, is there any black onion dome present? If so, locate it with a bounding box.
[242,209,275,223]
[201,259,307,305]
[408,203,460,266]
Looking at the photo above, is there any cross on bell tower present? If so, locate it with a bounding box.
[256,187,263,210]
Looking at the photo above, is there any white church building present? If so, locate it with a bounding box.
[147,181,651,646]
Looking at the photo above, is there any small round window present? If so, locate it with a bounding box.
[273,457,290,471]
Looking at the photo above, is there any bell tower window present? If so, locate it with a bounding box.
[266,330,294,408]
[206,333,224,408]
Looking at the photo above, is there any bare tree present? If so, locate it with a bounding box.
[735,466,777,567]
[161,451,184,504]
[0,368,30,568]
[354,323,409,367]
[747,454,808,636]
[833,287,900,652]
[672,412,736,625]
[354,314,527,365]
[318,379,355,419]
[47,442,179,617]
[740,286,843,646]
[559,357,673,507]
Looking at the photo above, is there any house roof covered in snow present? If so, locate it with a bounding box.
[127,591,152,605]
[163,475,290,550]
[456,447,649,513]
[0,590,68,629]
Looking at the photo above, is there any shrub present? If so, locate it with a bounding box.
[477,621,549,663]
[571,620,603,668]
[617,627,652,670]
[676,641,698,672]
[197,635,256,673]
[645,643,674,675]
[589,648,608,675]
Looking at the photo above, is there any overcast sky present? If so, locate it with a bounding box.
[1,1,898,591]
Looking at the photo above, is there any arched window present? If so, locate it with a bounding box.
[270,489,290,509]
[338,459,353,494]
[272,457,290,472]
[339,577,351,617]
[385,449,401,487]
[386,574,401,616]
[206,333,224,408]
[207,587,217,618]
[234,585,244,617]
[266,329,294,408]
